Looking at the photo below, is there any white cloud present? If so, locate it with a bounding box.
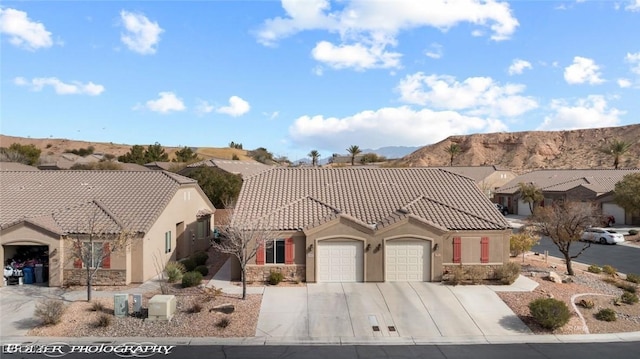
[216,96,250,117]
[263,111,280,120]
[0,8,53,50]
[141,92,186,113]
[311,40,401,70]
[508,59,532,75]
[120,10,163,55]
[563,56,604,85]
[425,43,443,59]
[396,72,538,117]
[617,78,632,88]
[625,52,640,75]
[195,99,214,115]
[626,0,640,11]
[288,106,508,150]
[538,95,623,130]
[14,76,104,95]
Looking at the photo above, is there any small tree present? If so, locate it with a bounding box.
[347,145,362,166]
[210,217,278,299]
[601,139,632,169]
[0,143,41,165]
[144,142,169,162]
[510,228,540,262]
[118,145,146,164]
[614,173,640,219]
[444,143,461,166]
[518,182,544,214]
[173,146,199,163]
[308,150,320,166]
[530,201,600,275]
[186,166,242,208]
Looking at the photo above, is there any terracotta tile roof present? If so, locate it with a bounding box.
[234,167,509,231]
[0,170,199,234]
[184,158,271,177]
[118,163,151,171]
[495,169,640,195]
[144,162,175,170]
[435,166,509,182]
[0,162,39,171]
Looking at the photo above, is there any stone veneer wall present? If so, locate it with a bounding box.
[63,269,127,286]
[442,264,507,282]
[245,265,306,283]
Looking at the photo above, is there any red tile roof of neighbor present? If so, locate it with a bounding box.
[0,170,203,234]
[234,167,510,231]
[496,169,640,195]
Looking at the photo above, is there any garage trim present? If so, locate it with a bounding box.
[384,235,433,282]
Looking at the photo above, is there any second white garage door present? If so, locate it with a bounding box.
[386,240,430,281]
[317,241,363,282]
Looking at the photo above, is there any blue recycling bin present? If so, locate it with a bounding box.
[22,267,34,284]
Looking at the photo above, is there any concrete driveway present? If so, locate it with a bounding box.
[256,282,531,339]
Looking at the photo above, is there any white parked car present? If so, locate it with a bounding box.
[580,227,625,245]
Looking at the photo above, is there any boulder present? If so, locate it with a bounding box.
[562,276,574,284]
[547,271,562,283]
[210,303,235,314]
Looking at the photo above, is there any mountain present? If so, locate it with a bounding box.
[360,146,421,159]
[394,124,640,173]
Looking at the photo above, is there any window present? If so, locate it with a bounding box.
[197,217,211,239]
[81,242,105,268]
[266,239,285,264]
[165,231,172,253]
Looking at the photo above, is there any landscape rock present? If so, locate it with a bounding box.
[547,271,563,284]
[210,303,235,314]
[562,276,574,284]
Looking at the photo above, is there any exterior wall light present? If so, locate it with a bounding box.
[433,243,439,251]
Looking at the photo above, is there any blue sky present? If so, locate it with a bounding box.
[1,1,639,161]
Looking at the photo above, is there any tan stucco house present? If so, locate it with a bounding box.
[230,167,512,283]
[437,166,516,199]
[0,170,215,287]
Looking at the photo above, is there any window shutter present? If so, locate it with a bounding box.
[481,237,489,263]
[74,257,82,268]
[256,243,265,265]
[101,243,111,269]
[285,238,294,265]
[453,237,461,263]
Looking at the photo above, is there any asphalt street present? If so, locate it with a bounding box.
[532,236,640,275]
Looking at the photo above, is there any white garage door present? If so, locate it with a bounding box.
[517,199,532,216]
[385,240,430,282]
[317,241,363,282]
[603,203,626,225]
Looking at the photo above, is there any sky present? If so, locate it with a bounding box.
[1,0,639,161]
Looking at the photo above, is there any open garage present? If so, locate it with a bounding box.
[3,244,49,285]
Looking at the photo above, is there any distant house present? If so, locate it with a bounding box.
[144,162,176,171]
[178,158,271,178]
[0,170,215,287]
[38,153,80,170]
[436,166,516,199]
[494,169,640,224]
[230,167,511,283]
[0,162,39,171]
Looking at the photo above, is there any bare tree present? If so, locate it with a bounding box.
[530,201,601,276]
[210,216,278,299]
[66,203,137,301]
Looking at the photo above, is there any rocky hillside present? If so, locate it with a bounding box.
[395,124,640,172]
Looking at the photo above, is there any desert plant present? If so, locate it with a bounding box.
[216,317,230,329]
[595,308,617,322]
[626,273,640,284]
[621,292,639,305]
[528,298,571,330]
[201,286,223,302]
[186,302,203,313]
[94,314,112,328]
[180,258,197,272]
[268,270,284,285]
[165,261,186,283]
[466,266,485,285]
[34,299,66,326]
[449,265,465,285]
[195,265,209,277]
[630,229,639,235]
[577,299,595,309]
[182,271,203,288]
[587,265,602,274]
[192,251,209,266]
[89,301,105,312]
[602,277,637,293]
[495,262,521,285]
[613,297,622,306]
[602,265,618,277]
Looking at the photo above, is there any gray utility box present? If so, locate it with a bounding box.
[132,294,142,315]
[114,294,129,318]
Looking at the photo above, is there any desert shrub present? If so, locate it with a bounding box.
[449,265,465,286]
[595,308,617,322]
[495,262,521,285]
[216,317,230,329]
[165,261,186,283]
[587,265,602,274]
[602,277,636,293]
[192,251,209,266]
[626,273,640,284]
[231,154,240,161]
[180,258,197,272]
[528,298,571,330]
[577,299,594,309]
[466,266,485,285]
[602,265,618,277]
[186,302,203,313]
[201,286,223,302]
[182,271,203,288]
[34,299,66,326]
[621,292,639,305]
[268,270,284,285]
[89,301,104,312]
[94,314,112,328]
[195,265,209,277]
[629,229,638,235]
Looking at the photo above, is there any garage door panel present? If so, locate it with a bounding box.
[386,241,430,282]
[317,241,363,283]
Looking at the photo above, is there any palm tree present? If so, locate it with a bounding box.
[308,150,320,166]
[444,143,461,166]
[347,145,362,166]
[518,182,543,214]
[601,139,632,169]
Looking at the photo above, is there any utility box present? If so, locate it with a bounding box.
[147,295,176,322]
[114,294,129,318]
[131,294,142,315]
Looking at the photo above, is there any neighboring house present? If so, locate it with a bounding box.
[144,162,176,171]
[230,167,511,283]
[436,166,516,199]
[38,153,80,170]
[0,171,215,287]
[178,158,271,178]
[118,163,152,171]
[0,162,39,171]
[494,169,640,224]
